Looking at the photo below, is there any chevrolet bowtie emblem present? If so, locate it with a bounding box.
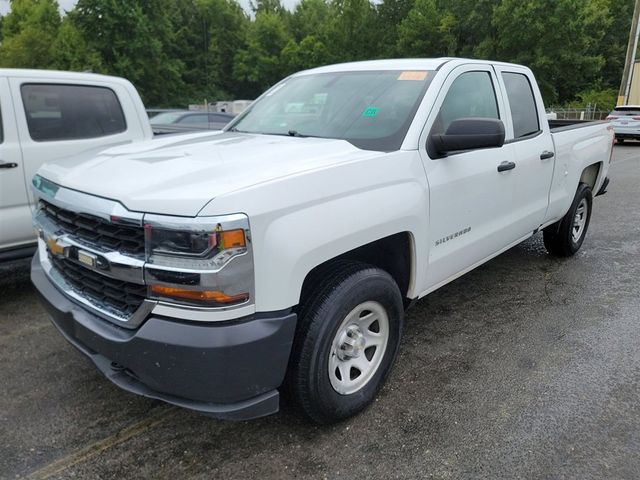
[46,236,65,256]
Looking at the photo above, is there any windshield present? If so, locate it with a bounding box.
[150,112,185,125]
[228,70,435,151]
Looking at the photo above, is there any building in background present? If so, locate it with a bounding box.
[627,60,640,105]
[188,100,252,115]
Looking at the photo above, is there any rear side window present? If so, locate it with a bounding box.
[611,107,640,116]
[177,114,208,125]
[502,72,540,138]
[21,84,126,142]
[436,71,500,133]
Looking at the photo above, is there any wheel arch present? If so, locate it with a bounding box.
[298,232,416,310]
[579,162,602,191]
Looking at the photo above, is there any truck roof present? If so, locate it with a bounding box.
[295,58,527,76]
[0,68,131,86]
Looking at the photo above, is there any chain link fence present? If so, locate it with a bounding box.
[546,105,610,121]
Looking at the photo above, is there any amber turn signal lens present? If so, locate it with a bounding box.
[220,229,246,249]
[150,285,249,304]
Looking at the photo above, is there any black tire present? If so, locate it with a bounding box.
[543,183,593,257]
[286,261,404,424]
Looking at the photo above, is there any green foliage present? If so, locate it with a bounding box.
[233,11,293,97]
[0,0,61,68]
[568,88,617,111]
[0,0,635,108]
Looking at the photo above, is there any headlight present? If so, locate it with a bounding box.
[144,213,254,308]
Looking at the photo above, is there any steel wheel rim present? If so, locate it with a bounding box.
[572,198,588,243]
[328,301,390,395]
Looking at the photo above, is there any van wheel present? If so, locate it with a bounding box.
[286,261,404,424]
[543,183,593,257]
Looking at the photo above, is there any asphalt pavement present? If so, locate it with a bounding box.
[1,145,639,479]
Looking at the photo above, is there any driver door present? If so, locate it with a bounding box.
[419,64,522,290]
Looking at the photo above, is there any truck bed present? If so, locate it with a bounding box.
[548,119,606,132]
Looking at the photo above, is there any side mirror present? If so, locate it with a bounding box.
[432,118,505,155]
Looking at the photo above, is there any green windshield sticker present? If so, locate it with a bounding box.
[362,107,380,117]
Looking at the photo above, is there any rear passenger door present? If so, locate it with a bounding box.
[9,79,142,203]
[494,66,555,232]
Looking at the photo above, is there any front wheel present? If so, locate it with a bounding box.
[286,261,404,424]
[543,183,593,256]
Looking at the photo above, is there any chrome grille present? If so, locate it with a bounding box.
[40,200,145,257]
[50,255,147,317]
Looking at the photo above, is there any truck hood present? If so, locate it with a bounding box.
[37,131,377,216]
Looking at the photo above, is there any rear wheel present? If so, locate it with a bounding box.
[543,183,593,256]
[286,261,404,424]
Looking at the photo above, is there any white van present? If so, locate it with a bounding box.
[0,69,152,260]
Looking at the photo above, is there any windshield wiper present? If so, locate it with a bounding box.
[227,127,250,133]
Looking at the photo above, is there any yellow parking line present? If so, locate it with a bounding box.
[25,406,177,479]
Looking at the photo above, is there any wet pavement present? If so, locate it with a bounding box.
[1,146,639,479]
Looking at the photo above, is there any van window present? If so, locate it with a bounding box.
[21,84,126,142]
[502,72,540,138]
[435,71,500,133]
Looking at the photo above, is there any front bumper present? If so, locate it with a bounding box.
[31,253,297,420]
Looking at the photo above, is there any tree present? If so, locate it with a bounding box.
[396,0,443,57]
[197,0,250,98]
[70,0,185,106]
[0,0,61,69]
[491,0,606,103]
[596,0,635,92]
[323,0,379,61]
[233,10,293,96]
[376,0,414,57]
[282,35,331,72]
[52,16,102,71]
[290,0,331,42]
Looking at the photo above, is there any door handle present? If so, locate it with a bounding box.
[540,150,555,160]
[0,161,18,169]
[497,161,516,172]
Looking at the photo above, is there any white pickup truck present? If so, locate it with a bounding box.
[0,69,152,260]
[31,58,612,423]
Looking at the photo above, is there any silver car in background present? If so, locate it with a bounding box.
[150,111,235,135]
[607,105,640,143]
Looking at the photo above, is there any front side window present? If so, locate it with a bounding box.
[229,70,435,151]
[434,71,500,134]
[21,84,126,142]
[502,72,540,138]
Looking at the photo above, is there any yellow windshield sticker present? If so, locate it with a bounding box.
[398,71,428,81]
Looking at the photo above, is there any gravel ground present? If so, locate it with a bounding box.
[1,145,639,480]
